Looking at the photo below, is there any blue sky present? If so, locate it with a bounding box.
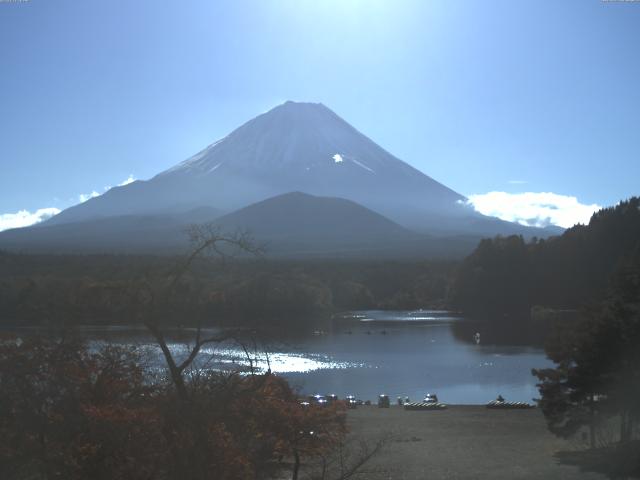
[1,0,639,229]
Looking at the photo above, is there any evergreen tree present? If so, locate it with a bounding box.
[533,247,640,474]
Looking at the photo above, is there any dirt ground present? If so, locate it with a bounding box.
[340,405,607,480]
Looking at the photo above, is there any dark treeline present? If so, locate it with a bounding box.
[533,241,640,477]
[450,197,640,317]
[447,198,640,474]
[0,253,455,329]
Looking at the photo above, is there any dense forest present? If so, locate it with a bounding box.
[450,197,640,317]
[0,253,455,329]
[3,197,638,336]
[533,245,640,477]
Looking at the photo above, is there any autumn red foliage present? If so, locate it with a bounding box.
[0,336,346,480]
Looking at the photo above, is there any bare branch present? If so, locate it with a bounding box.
[135,222,262,400]
[176,330,239,374]
[335,437,389,480]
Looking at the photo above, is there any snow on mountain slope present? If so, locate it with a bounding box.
[39,101,554,239]
[46,102,468,229]
[157,101,433,178]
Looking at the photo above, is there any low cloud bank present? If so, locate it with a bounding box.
[0,208,61,232]
[0,175,136,232]
[466,191,602,229]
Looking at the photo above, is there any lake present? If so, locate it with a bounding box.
[74,309,553,405]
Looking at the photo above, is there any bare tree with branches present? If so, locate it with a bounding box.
[127,224,387,479]
[135,223,263,400]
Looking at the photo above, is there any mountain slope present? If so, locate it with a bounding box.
[213,192,480,258]
[0,192,481,258]
[43,101,542,237]
[216,191,411,240]
[0,207,220,254]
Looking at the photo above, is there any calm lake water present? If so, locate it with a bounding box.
[70,310,553,405]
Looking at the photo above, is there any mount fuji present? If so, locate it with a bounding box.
[0,101,556,256]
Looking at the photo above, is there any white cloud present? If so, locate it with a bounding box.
[0,208,61,232]
[0,175,137,232]
[118,174,135,186]
[508,180,527,185]
[80,175,135,202]
[465,191,602,229]
[78,191,100,203]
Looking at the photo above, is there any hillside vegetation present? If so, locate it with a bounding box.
[451,197,640,316]
[0,255,454,329]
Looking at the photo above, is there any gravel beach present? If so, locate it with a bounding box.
[340,405,606,480]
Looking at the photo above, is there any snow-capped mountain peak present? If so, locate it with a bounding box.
[46,101,469,231]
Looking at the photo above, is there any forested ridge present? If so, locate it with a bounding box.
[0,254,454,328]
[3,197,638,332]
[451,197,640,316]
